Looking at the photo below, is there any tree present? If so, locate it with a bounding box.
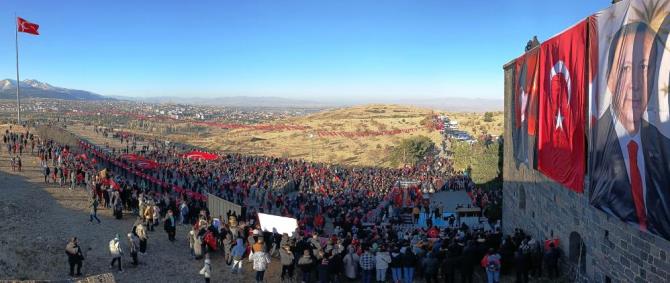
[483,112,494,122]
[389,136,435,166]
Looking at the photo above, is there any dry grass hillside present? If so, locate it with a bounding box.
[185,104,443,167]
[69,105,503,169]
[449,111,504,137]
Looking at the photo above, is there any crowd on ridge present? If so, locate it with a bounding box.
[2,124,566,283]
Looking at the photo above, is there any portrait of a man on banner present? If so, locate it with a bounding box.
[591,16,670,240]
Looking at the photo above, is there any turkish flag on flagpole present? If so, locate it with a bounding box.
[536,19,588,193]
[17,17,39,35]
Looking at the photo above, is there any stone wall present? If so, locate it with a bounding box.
[502,62,670,283]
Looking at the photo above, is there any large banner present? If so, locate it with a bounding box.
[590,0,670,240]
[258,213,298,236]
[536,19,588,193]
[513,48,540,168]
[207,194,242,223]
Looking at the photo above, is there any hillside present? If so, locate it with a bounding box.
[109,104,444,168]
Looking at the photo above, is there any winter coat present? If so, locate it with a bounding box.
[389,252,402,268]
[342,250,359,279]
[401,250,417,268]
[298,254,315,272]
[127,234,138,250]
[65,242,83,262]
[135,224,148,240]
[279,248,295,266]
[251,251,271,271]
[375,251,391,269]
[422,254,439,275]
[231,238,246,259]
[109,239,122,257]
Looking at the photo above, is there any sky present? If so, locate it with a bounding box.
[1,0,610,101]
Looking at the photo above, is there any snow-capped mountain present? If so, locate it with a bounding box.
[0,79,110,100]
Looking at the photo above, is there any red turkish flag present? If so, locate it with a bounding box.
[17,17,39,35]
[537,20,588,193]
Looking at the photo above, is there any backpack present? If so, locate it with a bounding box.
[204,231,217,251]
[486,256,500,272]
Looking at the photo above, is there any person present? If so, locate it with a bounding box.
[514,249,529,283]
[65,237,84,277]
[128,233,140,266]
[412,206,421,224]
[316,250,330,283]
[135,220,148,254]
[89,197,101,224]
[199,256,212,283]
[194,231,204,260]
[342,245,359,281]
[460,240,477,283]
[180,201,189,225]
[297,249,315,283]
[70,169,76,190]
[109,234,123,272]
[250,247,271,283]
[528,237,543,278]
[591,21,670,240]
[279,244,295,282]
[545,243,560,279]
[144,204,154,232]
[401,247,417,283]
[44,165,50,183]
[389,247,403,283]
[164,210,176,241]
[421,251,439,283]
[375,246,391,283]
[231,238,245,274]
[481,248,501,283]
[359,248,376,283]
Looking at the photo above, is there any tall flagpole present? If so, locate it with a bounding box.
[15,13,21,125]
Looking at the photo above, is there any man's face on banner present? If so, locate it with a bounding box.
[607,23,657,135]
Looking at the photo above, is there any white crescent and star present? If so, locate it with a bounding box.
[550,60,571,131]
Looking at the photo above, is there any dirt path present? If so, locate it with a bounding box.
[0,125,279,282]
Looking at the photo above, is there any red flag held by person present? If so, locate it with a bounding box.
[536,20,588,193]
[17,17,39,35]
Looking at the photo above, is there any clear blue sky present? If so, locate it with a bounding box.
[1,0,609,100]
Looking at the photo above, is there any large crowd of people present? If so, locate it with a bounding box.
[1,123,567,283]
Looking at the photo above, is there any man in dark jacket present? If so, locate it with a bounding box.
[422,252,439,283]
[460,241,477,283]
[545,243,560,279]
[164,210,176,241]
[514,249,529,283]
[65,237,84,277]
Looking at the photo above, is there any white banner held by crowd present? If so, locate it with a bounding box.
[258,213,298,236]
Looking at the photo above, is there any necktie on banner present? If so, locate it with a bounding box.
[627,141,647,231]
[17,17,39,35]
[536,20,588,193]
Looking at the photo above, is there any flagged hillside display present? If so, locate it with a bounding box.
[511,0,670,241]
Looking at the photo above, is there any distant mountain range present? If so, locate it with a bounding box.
[0,79,503,112]
[0,79,110,101]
